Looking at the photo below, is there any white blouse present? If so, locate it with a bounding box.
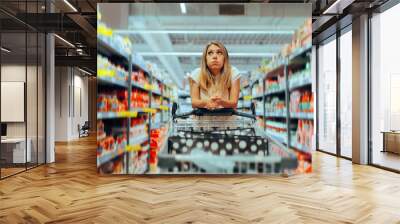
[188,66,241,101]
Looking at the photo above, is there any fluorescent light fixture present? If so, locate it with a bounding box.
[115,30,294,35]
[138,52,275,57]
[323,0,343,14]
[180,3,187,14]
[63,0,78,12]
[78,67,92,76]
[1,47,11,53]
[54,34,75,48]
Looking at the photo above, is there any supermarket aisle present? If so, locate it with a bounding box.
[1,136,400,223]
[96,4,313,175]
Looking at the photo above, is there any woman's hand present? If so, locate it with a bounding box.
[210,95,223,105]
[205,100,219,110]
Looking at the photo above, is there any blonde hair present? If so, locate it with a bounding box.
[198,41,232,94]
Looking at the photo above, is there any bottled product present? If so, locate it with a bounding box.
[289,90,314,113]
[288,63,311,88]
[97,91,128,113]
[265,75,285,93]
[265,97,286,115]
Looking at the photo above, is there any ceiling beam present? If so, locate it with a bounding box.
[130,17,185,88]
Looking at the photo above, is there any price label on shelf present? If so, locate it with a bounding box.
[143,108,157,113]
[144,84,155,91]
[98,69,115,77]
[117,111,138,118]
[159,105,169,111]
[98,24,113,37]
[243,95,252,101]
[126,144,141,152]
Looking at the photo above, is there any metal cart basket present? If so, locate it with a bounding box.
[157,103,298,174]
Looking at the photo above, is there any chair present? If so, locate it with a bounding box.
[78,121,90,138]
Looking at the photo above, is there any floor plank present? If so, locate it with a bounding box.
[0,135,399,223]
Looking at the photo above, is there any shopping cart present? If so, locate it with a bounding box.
[157,103,298,174]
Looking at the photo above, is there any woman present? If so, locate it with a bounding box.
[189,41,241,110]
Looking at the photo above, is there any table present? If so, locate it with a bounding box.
[1,138,32,164]
[381,131,400,154]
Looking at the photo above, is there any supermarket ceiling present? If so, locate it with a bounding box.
[100,3,310,85]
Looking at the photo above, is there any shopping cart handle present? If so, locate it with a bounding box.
[173,108,256,121]
[233,111,256,120]
[193,108,235,116]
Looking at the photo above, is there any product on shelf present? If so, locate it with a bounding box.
[255,100,263,115]
[151,95,162,108]
[97,90,128,113]
[265,75,285,93]
[256,18,311,75]
[291,120,314,151]
[265,120,287,143]
[97,131,128,167]
[289,90,314,113]
[149,125,168,172]
[265,97,286,114]
[97,120,106,140]
[97,54,128,82]
[131,89,149,109]
[98,21,132,57]
[251,81,263,97]
[129,150,148,174]
[131,70,149,87]
[288,63,311,88]
[99,156,125,174]
[130,117,148,144]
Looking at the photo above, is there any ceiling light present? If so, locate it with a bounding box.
[115,30,294,35]
[54,34,75,48]
[76,48,83,52]
[78,67,92,76]
[180,3,187,14]
[63,0,78,12]
[1,47,11,53]
[138,52,275,57]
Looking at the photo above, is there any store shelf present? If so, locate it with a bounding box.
[290,142,311,154]
[265,131,287,147]
[252,94,263,100]
[289,78,312,91]
[265,122,287,130]
[151,122,165,130]
[264,88,286,96]
[98,108,154,119]
[98,76,128,88]
[265,63,285,77]
[97,147,126,167]
[129,134,148,147]
[290,112,313,120]
[131,82,150,92]
[289,44,312,61]
[152,90,162,96]
[97,111,138,119]
[265,112,287,118]
[98,38,128,62]
[132,53,150,75]
[255,111,264,116]
[97,135,147,167]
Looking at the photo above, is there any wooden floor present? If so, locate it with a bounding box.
[0,136,400,223]
[373,150,400,171]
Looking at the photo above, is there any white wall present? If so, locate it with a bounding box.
[54,67,89,141]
